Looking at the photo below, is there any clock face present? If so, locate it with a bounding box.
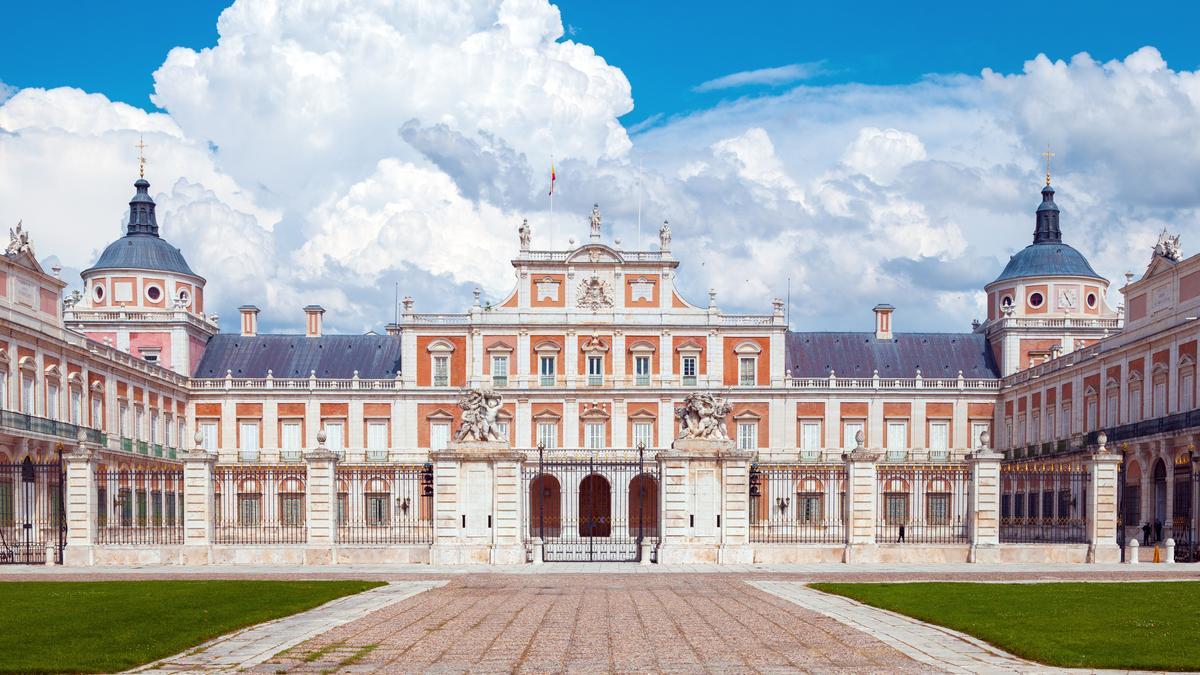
[1057,288,1078,310]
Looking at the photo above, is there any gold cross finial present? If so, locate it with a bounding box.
[1042,145,1054,186]
[136,135,148,179]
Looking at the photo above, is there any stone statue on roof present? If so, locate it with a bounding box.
[659,220,671,250]
[589,204,602,239]
[1154,229,1182,262]
[518,219,531,251]
[6,221,32,257]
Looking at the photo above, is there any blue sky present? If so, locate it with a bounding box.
[4,1,1197,128]
[3,0,1200,334]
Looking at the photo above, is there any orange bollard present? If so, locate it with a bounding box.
[1154,545,1161,563]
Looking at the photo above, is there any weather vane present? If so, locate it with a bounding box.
[136,135,148,179]
[1042,145,1054,186]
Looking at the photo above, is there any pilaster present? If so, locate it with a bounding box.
[843,445,880,561]
[181,447,218,564]
[62,444,96,566]
[967,447,1003,563]
[304,446,340,563]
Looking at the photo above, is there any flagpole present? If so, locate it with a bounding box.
[549,154,555,250]
[636,159,643,249]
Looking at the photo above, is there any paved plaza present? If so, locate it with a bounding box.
[5,563,1182,673]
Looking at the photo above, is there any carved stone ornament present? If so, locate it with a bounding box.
[576,275,613,310]
[659,220,671,250]
[6,221,32,257]
[518,219,531,251]
[674,391,732,441]
[1154,229,1183,262]
[630,276,655,302]
[454,387,504,442]
[535,277,559,302]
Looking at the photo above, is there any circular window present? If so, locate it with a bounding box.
[92,284,104,302]
[1029,292,1044,308]
[1086,292,1097,308]
[145,284,162,302]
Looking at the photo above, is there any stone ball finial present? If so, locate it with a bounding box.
[1097,431,1107,449]
[194,429,204,447]
[979,430,990,449]
[317,428,328,445]
[854,430,865,448]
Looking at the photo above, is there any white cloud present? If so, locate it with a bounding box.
[841,127,927,185]
[693,62,825,92]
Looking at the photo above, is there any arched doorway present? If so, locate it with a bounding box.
[578,474,611,537]
[627,474,659,538]
[529,474,562,537]
[1153,458,1168,541]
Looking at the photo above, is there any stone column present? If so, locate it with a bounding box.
[430,440,524,564]
[304,433,340,564]
[719,447,754,564]
[491,449,526,564]
[1087,432,1122,564]
[62,440,97,566]
[843,433,880,563]
[967,435,1003,563]
[658,437,750,564]
[181,439,218,565]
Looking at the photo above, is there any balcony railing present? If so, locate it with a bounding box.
[0,410,104,444]
[121,437,133,452]
[137,441,149,455]
[787,375,1000,391]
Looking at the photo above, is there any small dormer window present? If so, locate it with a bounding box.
[139,348,161,364]
[93,284,105,302]
[1086,292,1097,308]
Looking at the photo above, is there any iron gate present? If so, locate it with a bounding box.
[524,448,660,562]
[0,456,64,565]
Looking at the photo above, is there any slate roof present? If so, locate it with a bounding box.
[785,332,1000,379]
[84,178,198,277]
[193,334,402,379]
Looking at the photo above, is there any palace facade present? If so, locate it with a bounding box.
[1,171,1196,565]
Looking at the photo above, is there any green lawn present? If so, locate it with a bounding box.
[811,581,1200,671]
[0,579,383,673]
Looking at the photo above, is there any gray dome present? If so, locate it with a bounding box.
[86,234,197,277]
[83,177,198,277]
[993,242,1103,283]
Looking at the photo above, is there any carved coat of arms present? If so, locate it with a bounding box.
[577,275,613,310]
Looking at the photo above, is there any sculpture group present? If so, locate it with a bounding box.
[675,391,732,441]
[455,387,505,443]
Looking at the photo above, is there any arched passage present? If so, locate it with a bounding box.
[578,474,611,537]
[529,474,561,537]
[627,473,659,538]
[1153,458,1168,534]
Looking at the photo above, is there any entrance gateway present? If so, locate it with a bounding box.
[524,447,660,562]
[0,456,64,565]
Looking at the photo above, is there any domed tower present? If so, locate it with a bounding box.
[982,180,1121,376]
[65,176,218,375]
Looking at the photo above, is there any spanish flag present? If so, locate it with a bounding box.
[548,161,556,196]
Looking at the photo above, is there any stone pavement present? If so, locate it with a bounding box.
[753,581,1064,673]
[254,574,929,673]
[131,581,444,674]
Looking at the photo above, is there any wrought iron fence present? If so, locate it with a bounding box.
[999,463,1090,543]
[875,463,970,544]
[335,464,433,544]
[213,465,307,544]
[748,463,845,543]
[0,457,63,564]
[94,469,185,545]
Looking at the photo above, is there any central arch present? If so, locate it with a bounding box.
[578,474,611,537]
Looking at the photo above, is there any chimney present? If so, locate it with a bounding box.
[239,305,260,337]
[304,305,325,337]
[873,304,895,340]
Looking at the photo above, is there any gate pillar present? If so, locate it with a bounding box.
[181,437,218,565]
[843,436,881,563]
[657,438,752,565]
[304,437,340,564]
[62,438,97,566]
[1087,433,1122,564]
[967,437,1003,563]
[430,441,525,565]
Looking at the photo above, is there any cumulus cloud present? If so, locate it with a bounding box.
[693,62,826,92]
[4,3,1200,337]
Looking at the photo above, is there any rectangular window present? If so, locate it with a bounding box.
[971,422,990,449]
[367,420,388,450]
[46,382,59,420]
[151,490,163,526]
[280,421,302,451]
[280,494,304,526]
[150,410,159,444]
[366,494,389,526]
[491,355,508,387]
[324,421,345,453]
[1030,413,1040,443]
[1106,395,1119,427]
[496,421,510,443]
[199,420,218,451]
[0,371,7,410]
[20,375,34,414]
[800,421,821,451]
[927,494,949,524]
[737,422,757,450]
[536,422,558,449]
[429,422,450,451]
[797,495,821,524]
[885,493,908,525]
[0,480,12,526]
[681,356,698,386]
[239,420,260,460]
[843,420,864,449]
[1129,387,1142,422]
[738,357,756,386]
[634,355,651,386]
[164,491,176,527]
[135,489,147,526]
[1153,381,1167,418]
[119,488,133,526]
[1060,406,1071,437]
[238,494,261,525]
[1183,373,1195,412]
[585,422,605,449]
[587,355,603,386]
[1046,411,1055,440]
[929,421,949,460]
[886,420,908,450]
[336,493,348,525]
[1085,399,1097,431]
[539,356,556,387]
[134,407,144,441]
[1027,492,1039,519]
[432,355,449,387]
[632,421,654,449]
[70,388,82,425]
